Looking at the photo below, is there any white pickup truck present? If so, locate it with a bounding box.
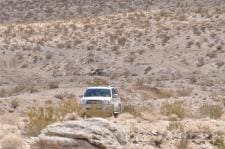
[80,86,121,117]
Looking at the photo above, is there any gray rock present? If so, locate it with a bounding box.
[34,118,127,149]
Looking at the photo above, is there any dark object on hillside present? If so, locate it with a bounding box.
[89,69,106,76]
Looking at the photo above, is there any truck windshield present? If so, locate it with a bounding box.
[84,89,111,97]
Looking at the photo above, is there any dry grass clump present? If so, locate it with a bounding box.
[26,98,80,136]
[211,135,225,149]
[176,136,190,149]
[161,102,186,119]
[135,78,144,86]
[216,60,225,68]
[167,121,184,131]
[186,41,194,48]
[199,104,223,119]
[176,88,193,97]
[155,88,174,99]
[0,88,8,97]
[1,134,23,149]
[222,97,225,105]
[158,33,171,45]
[196,57,205,67]
[12,85,26,94]
[206,51,217,59]
[0,85,39,97]
[135,85,174,99]
[11,99,19,109]
[122,104,151,118]
[27,106,58,136]
[117,37,127,46]
[54,92,75,100]
[88,77,109,86]
[47,81,59,89]
[85,106,113,118]
[124,54,136,63]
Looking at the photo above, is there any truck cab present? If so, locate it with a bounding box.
[80,86,121,117]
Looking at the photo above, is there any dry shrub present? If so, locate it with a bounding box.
[0,88,8,97]
[206,51,217,59]
[176,88,193,97]
[167,121,184,131]
[1,134,23,149]
[54,92,75,100]
[216,60,225,68]
[188,76,197,84]
[11,99,19,109]
[199,104,223,119]
[159,33,170,45]
[199,78,214,87]
[176,136,190,149]
[117,37,126,46]
[63,112,79,121]
[47,81,59,89]
[196,57,205,67]
[211,136,225,149]
[27,106,58,136]
[222,97,225,105]
[186,41,194,48]
[45,52,53,59]
[1,85,39,97]
[124,54,136,63]
[155,88,174,99]
[12,85,26,94]
[122,104,150,118]
[0,113,20,125]
[55,99,81,117]
[135,86,174,99]
[161,102,186,119]
[88,77,109,86]
[85,106,113,118]
[26,98,80,136]
[137,49,145,55]
[144,66,152,74]
[29,86,39,93]
[54,94,64,100]
[135,78,144,86]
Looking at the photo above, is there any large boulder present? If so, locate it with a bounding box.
[34,118,127,149]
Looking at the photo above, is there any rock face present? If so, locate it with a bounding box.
[34,118,127,149]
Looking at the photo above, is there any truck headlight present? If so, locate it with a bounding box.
[103,100,110,105]
[80,100,86,105]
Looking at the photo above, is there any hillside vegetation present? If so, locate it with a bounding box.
[0,0,225,148]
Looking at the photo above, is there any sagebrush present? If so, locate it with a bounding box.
[26,98,80,136]
[161,102,186,119]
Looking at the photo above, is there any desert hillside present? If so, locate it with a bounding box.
[0,0,225,149]
[0,0,224,23]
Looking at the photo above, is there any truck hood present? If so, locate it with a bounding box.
[81,97,111,101]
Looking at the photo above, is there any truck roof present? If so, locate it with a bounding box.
[87,86,114,89]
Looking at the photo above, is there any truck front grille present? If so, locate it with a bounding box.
[86,100,102,104]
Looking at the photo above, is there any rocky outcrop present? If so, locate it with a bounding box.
[34,118,127,149]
